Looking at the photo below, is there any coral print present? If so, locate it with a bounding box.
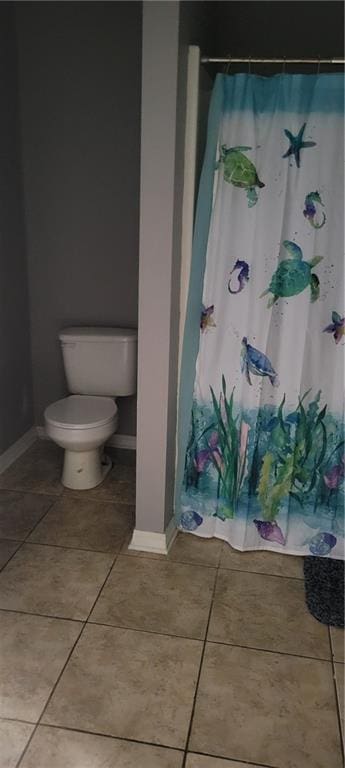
[179,72,344,560]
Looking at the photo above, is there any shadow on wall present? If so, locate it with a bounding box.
[15,1,142,436]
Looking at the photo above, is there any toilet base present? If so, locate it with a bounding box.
[62,448,112,490]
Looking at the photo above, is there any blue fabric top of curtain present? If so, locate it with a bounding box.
[221,72,344,114]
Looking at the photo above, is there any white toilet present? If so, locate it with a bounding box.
[44,327,137,490]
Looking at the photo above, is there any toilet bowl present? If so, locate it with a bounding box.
[45,395,118,490]
[45,326,137,490]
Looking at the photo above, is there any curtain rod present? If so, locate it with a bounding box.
[201,57,345,65]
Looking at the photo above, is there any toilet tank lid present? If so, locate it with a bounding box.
[59,327,138,343]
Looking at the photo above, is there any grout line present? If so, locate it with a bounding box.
[0,541,23,574]
[36,722,185,753]
[0,605,334,665]
[182,564,219,767]
[0,485,63,498]
[186,749,280,767]
[87,618,207,642]
[328,625,345,756]
[15,550,120,768]
[205,638,333,664]
[0,483,135,504]
[1,537,303,578]
[0,495,58,573]
[22,498,59,541]
[0,716,37,726]
[14,621,86,768]
[18,539,129,557]
[0,607,84,624]
[217,565,303,581]
[120,549,220,569]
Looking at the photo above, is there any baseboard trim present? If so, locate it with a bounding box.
[128,516,177,555]
[36,426,136,451]
[107,433,136,450]
[0,427,37,474]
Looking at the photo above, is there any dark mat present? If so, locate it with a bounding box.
[304,556,344,627]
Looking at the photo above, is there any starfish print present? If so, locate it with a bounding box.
[282,122,316,168]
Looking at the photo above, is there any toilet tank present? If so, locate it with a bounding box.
[59,327,137,397]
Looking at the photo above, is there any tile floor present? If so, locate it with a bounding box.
[0,440,343,768]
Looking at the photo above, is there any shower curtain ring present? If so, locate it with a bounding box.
[248,56,251,74]
[225,54,231,74]
[317,56,321,75]
[282,57,286,74]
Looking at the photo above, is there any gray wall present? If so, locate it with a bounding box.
[0,4,33,454]
[16,1,142,436]
[211,1,344,64]
[135,1,214,533]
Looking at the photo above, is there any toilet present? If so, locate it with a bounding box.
[44,327,137,490]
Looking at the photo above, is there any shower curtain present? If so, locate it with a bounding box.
[176,72,344,560]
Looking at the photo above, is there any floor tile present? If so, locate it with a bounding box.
[107,447,136,467]
[220,542,303,578]
[331,626,345,662]
[0,544,113,620]
[28,495,134,553]
[0,540,21,569]
[186,756,264,768]
[122,533,223,568]
[43,624,202,748]
[0,719,34,768]
[90,555,216,639]
[190,643,342,768]
[335,662,344,739]
[0,611,81,721]
[0,491,55,540]
[105,460,136,483]
[169,534,222,567]
[0,442,63,496]
[208,569,330,658]
[20,726,183,767]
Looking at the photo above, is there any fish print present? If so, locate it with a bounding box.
[241,337,279,387]
[324,457,344,489]
[309,532,337,556]
[323,311,345,344]
[201,305,216,332]
[254,519,286,546]
[282,123,316,168]
[180,510,203,531]
[228,260,250,294]
[303,191,326,229]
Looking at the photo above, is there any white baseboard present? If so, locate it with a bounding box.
[0,427,37,474]
[107,433,136,450]
[128,516,177,555]
[36,426,136,451]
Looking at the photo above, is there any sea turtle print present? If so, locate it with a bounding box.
[260,240,323,307]
[217,144,265,207]
[241,337,279,387]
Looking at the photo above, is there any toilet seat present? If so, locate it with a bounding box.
[45,395,117,430]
